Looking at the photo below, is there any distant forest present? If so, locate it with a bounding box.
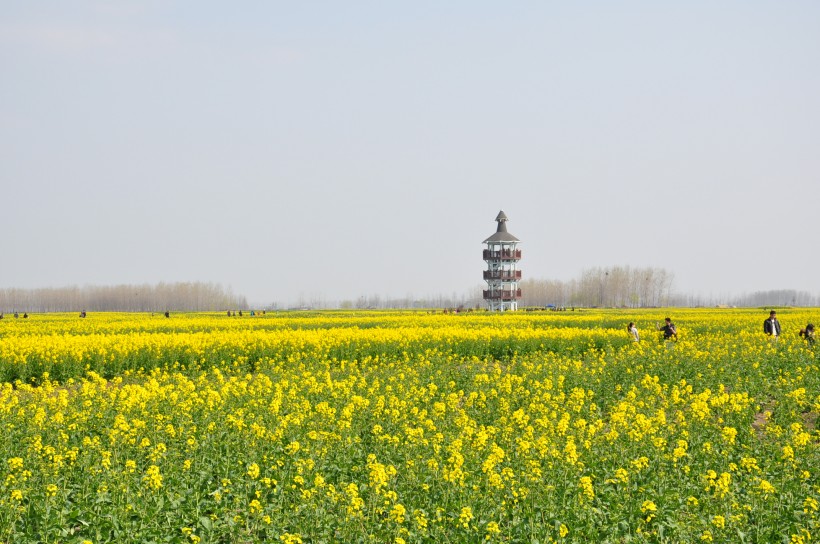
[0,283,248,313]
[1,270,817,313]
[336,266,818,310]
[515,266,817,308]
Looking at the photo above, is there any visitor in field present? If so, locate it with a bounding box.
[164,311,170,318]
[800,324,815,345]
[627,322,640,342]
[763,310,781,339]
[657,317,677,341]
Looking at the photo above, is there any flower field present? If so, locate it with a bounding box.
[0,309,819,543]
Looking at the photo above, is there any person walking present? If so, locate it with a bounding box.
[627,322,640,342]
[763,310,781,340]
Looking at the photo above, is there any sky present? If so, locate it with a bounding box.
[2,1,819,306]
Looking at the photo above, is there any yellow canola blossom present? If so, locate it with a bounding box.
[0,308,817,542]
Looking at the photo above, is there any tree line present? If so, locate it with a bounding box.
[2,276,816,313]
[334,268,818,310]
[0,282,248,313]
[728,289,818,308]
[310,267,675,310]
[515,270,818,309]
[517,266,676,308]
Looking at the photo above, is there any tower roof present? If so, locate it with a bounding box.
[483,210,520,243]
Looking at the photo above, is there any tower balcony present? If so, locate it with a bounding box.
[483,289,522,301]
[483,249,522,261]
[483,270,522,281]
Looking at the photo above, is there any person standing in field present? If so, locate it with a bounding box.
[800,323,815,345]
[657,317,677,341]
[763,310,781,340]
[627,322,640,342]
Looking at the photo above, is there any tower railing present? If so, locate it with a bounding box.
[482,289,522,301]
[483,249,522,260]
[483,270,522,280]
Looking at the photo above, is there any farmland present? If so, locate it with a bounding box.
[0,309,818,543]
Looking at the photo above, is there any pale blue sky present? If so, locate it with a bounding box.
[2,2,819,305]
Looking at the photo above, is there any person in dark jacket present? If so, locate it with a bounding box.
[800,324,815,345]
[763,310,781,339]
[658,317,677,341]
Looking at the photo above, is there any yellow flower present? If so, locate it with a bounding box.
[758,479,776,495]
[486,521,501,536]
[631,457,649,470]
[249,499,262,514]
[7,458,23,471]
[142,465,163,491]
[791,529,811,544]
[459,506,474,529]
[390,503,407,524]
[641,500,657,523]
[783,445,795,461]
[578,476,594,502]
[414,509,428,530]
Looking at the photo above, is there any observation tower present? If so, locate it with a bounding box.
[483,210,521,311]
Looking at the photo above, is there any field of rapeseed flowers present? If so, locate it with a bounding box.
[0,309,819,543]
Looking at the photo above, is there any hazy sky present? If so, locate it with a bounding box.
[2,2,819,305]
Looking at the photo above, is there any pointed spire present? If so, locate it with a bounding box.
[495,210,508,233]
[483,210,519,243]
